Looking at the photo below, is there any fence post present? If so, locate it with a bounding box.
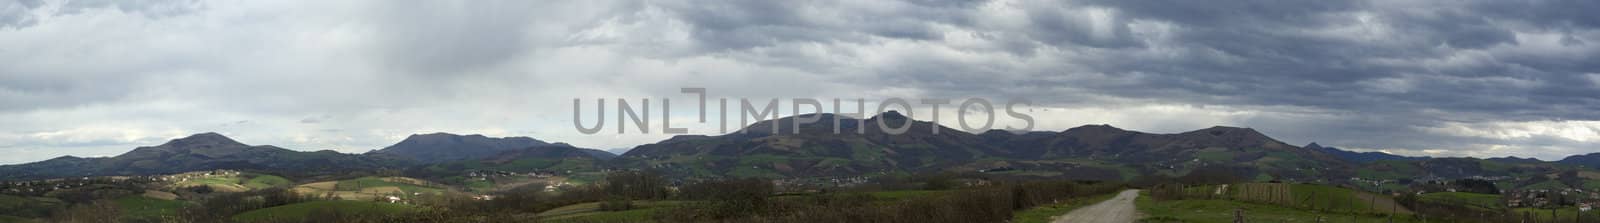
[1235,207,1245,223]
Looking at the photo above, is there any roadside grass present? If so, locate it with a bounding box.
[1012,192,1117,223]
[1168,183,1410,214]
[231,200,417,222]
[1136,191,1425,223]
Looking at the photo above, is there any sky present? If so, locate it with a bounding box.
[1,0,1598,164]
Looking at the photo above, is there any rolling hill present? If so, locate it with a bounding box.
[612,112,1351,181]
[1558,153,1600,169]
[0,133,411,181]
[1303,143,1427,163]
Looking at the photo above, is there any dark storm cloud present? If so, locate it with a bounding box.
[661,1,965,51]
[646,0,1599,157]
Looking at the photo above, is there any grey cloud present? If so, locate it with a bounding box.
[0,0,1597,163]
[0,0,42,28]
[367,2,545,75]
[644,0,1599,158]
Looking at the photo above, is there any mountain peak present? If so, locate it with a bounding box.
[872,110,908,120]
[1305,142,1324,149]
[1184,126,1267,138]
[162,132,246,148]
[1066,124,1125,131]
[408,132,467,138]
[375,132,552,163]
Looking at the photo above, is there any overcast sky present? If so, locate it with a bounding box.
[1,0,1597,164]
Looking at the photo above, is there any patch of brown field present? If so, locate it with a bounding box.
[1578,171,1600,179]
[380,177,428,185]
[491,176,565,192]
[298,181,338,190]
[329,191,373,200]
[142,190,179,200]
[360,186,403,194]
[208,184,249,193]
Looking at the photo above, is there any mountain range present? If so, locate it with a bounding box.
[0,133,409,180]
[2,112,1598,186]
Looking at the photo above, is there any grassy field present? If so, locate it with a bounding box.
[172,173,291,192]
[114,195,188,221]
[244,175,292,189]
[294,176,444,200]
[1167,183,1411,214]
[175,175,251,192]
[1012,193,1117,223]
[334,177,444,194]
[231,200,418,222]
[1137,191,1425,223]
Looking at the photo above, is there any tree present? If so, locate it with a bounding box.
[604,170,669,200]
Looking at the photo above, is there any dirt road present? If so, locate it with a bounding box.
[1052,189,1141,223]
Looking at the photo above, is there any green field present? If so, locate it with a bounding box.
[1012,193,1116,223]
[231,200,418,222]
[1138,192,1424,223]
[114,195,188,221]
[334,177,444,195]
[244,175,292,189]
[1167,183,1410,214]
[173,173,290,192]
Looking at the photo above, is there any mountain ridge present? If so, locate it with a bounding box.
[2,114,1594,184]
